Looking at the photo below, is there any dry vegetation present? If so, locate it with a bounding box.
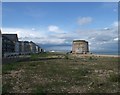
[2,52,119,93]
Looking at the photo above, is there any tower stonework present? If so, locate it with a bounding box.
[72,40,89,54]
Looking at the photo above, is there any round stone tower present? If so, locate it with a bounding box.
[72,40,89,54]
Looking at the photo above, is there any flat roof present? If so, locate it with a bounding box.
[73,40,88,43]
[2,34,18,42]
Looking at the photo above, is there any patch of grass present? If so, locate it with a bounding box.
[33,85,46,93]
[64,55,69,60]
[31,53,50,59]
[74,67,90,76]
[31,54,39,59]
[29,64,37,67]
[2,62,21,74]
[88,77,109,93]
[2,83,11,93]
[38,52,55,57]
[108,73,119,82]
[2,53,119,93]
[89,56,93,60]
[28,62,38,67]
[88,56,97,61]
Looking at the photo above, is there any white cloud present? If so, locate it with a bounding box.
[48,25,59,32]
[103,27,110,30]
[2,28,45,39]
[113,9,117,12]
[75,21,118,52]
[77,17,92,25]
[114,37,118,41]
[42,38,65,44]
[31,28,36,31]
[112,21,118,27]
[2,20,118,52]
[2,27,66,45]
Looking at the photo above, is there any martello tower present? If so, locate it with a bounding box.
[72,40,89,54]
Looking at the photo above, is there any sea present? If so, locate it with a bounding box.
[91,51,118,55]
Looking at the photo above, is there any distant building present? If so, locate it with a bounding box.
[35,45,40,53]
[18,41,31,54]
[38,47,42,53]
[17,41,27,54]
[15,41,20,53]
[29,41,37,53]
[2,35,15,56]
[24,41,31,54]
[2,34,19,54]
[72,40,89,54]
[2,33,44,57]
[15,41,42,54]
[2,34,18,43]
[41,48,44,52]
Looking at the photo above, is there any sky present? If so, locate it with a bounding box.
[2,0,119,2]
[2,2,118,54]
